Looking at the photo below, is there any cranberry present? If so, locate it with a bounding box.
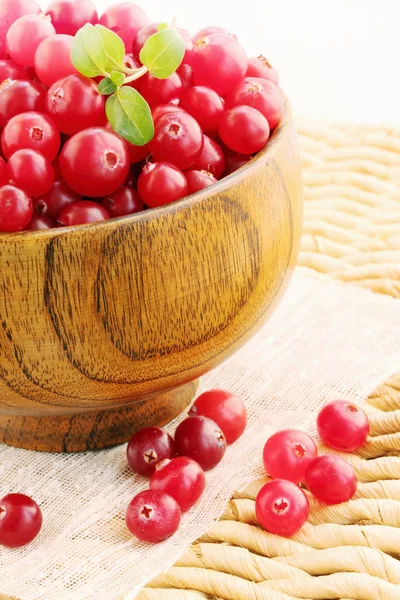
[255,480,309,537]
[101,186,143,218]
[124,165,137,188]
[25,213,54,230]
[0,0,41,60]
[0,493,42,548]
[177,28,194,66]
[177,64,193,90]
[225,77,283,130]
[150,456,205,512]
[60,127,129,197]
[224,150,251,175]
[126,490,181,544]
[180,86,224,133]
[191,34,247,95]
[2,111,60,161]
[140,72,183,108]
[34,34,76,87]
[45,74,105,136]
[0,58,32,81]
[175,416,227,470]
[305,454,358,505]
[137,161,188,208]
[58,200,110,226]
[6,14,56,68]
[0,184,33,231]
[127,426,175,477]
[193,135,225,179]
[152,104,186,123]
[132,21,160,57]
[0,80,45,127]
[0,155,9,185]
[189,389,247,444]
[150,112,203,171]
[219,106,270,155]
[99,3,148,51]
[263,429,318,483]
[8,148,55,197]
[246,56,279,86]
[35,179,80,219]
[128,141,150,164]
[317,400,370,452]
[193,26,227,42]
[46,0,97,36]
[185,169,217,194]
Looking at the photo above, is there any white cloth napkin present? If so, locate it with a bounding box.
[1,269,400,600]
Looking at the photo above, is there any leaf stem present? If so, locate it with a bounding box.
[124,65,148,83]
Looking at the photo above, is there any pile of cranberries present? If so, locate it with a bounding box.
[125,389,247,543]
[0,0,283,233]
[0,396,370,548]
[256,399,370,537]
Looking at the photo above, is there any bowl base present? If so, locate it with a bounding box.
[0,380,199,453]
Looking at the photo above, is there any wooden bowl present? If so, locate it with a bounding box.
[0,100,303,452]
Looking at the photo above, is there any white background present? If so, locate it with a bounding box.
[88,0,400,126]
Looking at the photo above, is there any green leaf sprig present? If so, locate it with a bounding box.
[71,23,185,146]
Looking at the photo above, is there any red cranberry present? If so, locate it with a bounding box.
[225,77,284,130]
[246,55,279,85]
[0,80,45,127]
[8,148,55,197]
[101,186,144,218]
[46,0,97,36]
[2,111,60,161]
[263,429,318,483]
[0,493,42,548]
[35,179,80,220]
[255,480,309,537]
[317,400,370,452]
[305,454,358,505]
[57,200,110,226]
[59,127,130,197]
[180,86,224,133]
[137,161,188,208]
[219,105,270,155]
[25,213,54,230]
[193,135,225,179]
[224,150,252,175]
[45,74,105,136]
[140,72,183,108]
[127,426,175,477]
[174,416,227,471]
[99,3,148,51]
[126,490,181,544]
[189,389,247,444]
[0,184,33,231]
[191,34,247,96]
[150,112,203,171]
[150,456,205,512]
[185,169,217,194]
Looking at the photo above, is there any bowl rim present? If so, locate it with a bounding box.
[1,97,290,241]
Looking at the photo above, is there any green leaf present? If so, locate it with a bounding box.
[71,24,108,78]
[98,78,117,95]
[110,71,125,87]
[106,87,154,146]
[139,28,185,79]
[95,24,125,72]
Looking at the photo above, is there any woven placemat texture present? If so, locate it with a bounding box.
[138,121,400,599]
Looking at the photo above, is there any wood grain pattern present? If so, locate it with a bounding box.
[0,379,198,452]
[0,99,303,452]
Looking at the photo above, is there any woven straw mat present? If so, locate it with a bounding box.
[137,121,400,600]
